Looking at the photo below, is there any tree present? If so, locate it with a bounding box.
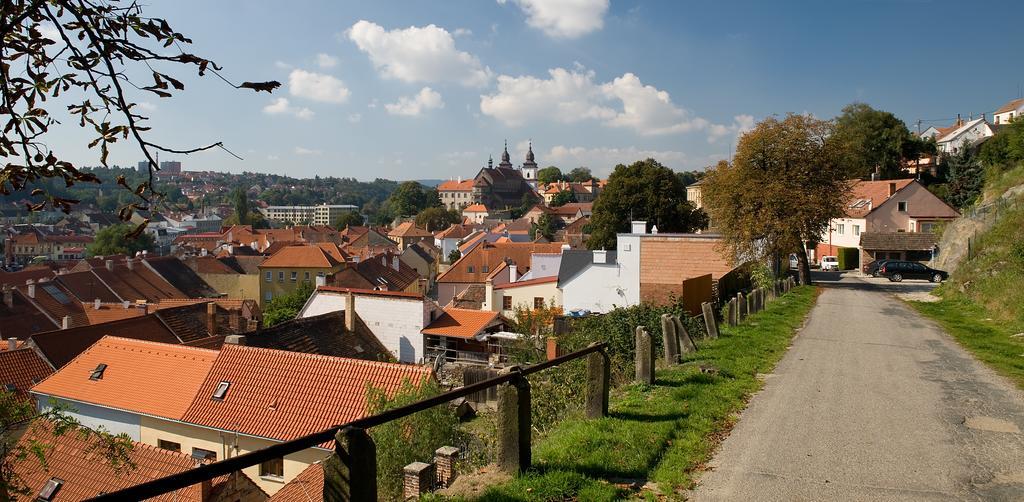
[230,188,250,225]
[587,158,708,250]
[676,170,703,189]
[415,207,460,232]
[530,213,556,241]
[979,118,1024,168]
[334,210,365,229]
[566,167,596,182]
[1,1,279,226]
[942,148,984,209]
[701,114,848,285]
[385,181,435,218]
[447,248,461,263]
[537,166,563,184]
[549,189,577,207]
[262,282,314,327]
[86,223,155,257]
[832,103,915,179]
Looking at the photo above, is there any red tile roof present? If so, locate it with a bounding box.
[388,221,433,238]
[439,241,566,284]
[260,244,345,269]
[422,308,502,339]
[436,223,479,240]
[996,98,1024,114]
[180,344,433,446]
[269,460,327,501]
[463,204,488,213]
[844,179,915,217]
[31,336,218,419]
[493,276,559,290]
[0,348,53,399]
[437,179,475,191]
[316,286,423,300]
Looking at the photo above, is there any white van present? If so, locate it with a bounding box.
[821,256,839,271]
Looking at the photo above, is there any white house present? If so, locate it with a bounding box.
[936,118,995,154]
[558,221,645,313]
[994,98,1024,125]
[299,286,440,363]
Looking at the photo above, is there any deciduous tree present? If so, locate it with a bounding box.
[415,206,460,232]
[566,167,596,182]
[334,210,365,229]
[86,223,155,257]
[537,166,563,184]
[549,189,577,207]
[832,103,915,179]
[262,282,314,327]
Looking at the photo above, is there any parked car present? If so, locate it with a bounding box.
[820,256,839,271]
[878,260,948,283]
[789,253,799,270]
[862,259,891,277]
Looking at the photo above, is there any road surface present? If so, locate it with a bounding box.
[689,273,1024,501]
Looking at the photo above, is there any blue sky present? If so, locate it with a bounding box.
[54,0,1024,180]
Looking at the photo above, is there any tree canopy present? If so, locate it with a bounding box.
[415,206,460,232]
[566,167,596,182]
[262,282,314,327]
[230,188,250,225]
[382,182,440,221]
[537,166,563,184]
[832,103,919,179]
[531,213,556,241]
[334,210,365,229]
[701,114,848,284]
[86,223,156,257]
[587,158,707,249]
[549,189,577,207]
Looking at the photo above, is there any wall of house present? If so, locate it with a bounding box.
[437,282,471,308]
[496,281,562,317]
[139,416,329,496]
[938,122,993,153]
[561,236,640,313]
[820,217,866,250]
[37,397,141,440]
[259,266,338,305]
[200,272,261,302]
[867,183,956,233]
[638,236,733,288]
[301,293,428,363]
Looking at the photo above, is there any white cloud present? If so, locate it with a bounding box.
[385,87,445,116]
[315,53,338,68]
[262,97,314,120]
[274,61,292,70]
[543,145,690,174]
[288,69,350,104]
[294,146,322,156]
[442,150,478,166]
[347,113,362,123]
[481,67,742,137]
[347,20,491,87]
[453,28,473,37]
[499,0,609,38]
[707,114,756,143]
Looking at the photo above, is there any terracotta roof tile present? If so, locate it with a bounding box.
[493,275,558,290]
[82,303,148,324]
[437,179,474,191]
[144,256,220,297]
[388,221,433,238]
[55,271,120,303]
[844,179,915,218]
[463,204,488,212]
[261,244,344,269]
[29,315,181,369]
[315,286,423,300]
[0,348,53,399]
[0,287,60,338]
[269,460,327,501]
[180,345,433,446]
[996,98,1024,114]
[422,308,502,339]
[31,336,218,419]
[242,310,391,361]
[439,242,566,284]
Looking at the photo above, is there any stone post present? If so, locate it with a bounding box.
[727,298,737,327]
[635,326,654,385]
[403,462,435,499]
[323,426,376,501]
[661,314,679,364]
[585,345,610,418]
[738,292,747,322]
[673,315,697,354]
[754,289,762,313]
[434,446,460,488]
[747,292,755,316]
[701,302,719,339]
[496,370,531,474]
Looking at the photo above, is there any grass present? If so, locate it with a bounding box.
[447,286,818,501]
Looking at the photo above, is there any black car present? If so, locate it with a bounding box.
[862,259,891,277]
[879,260,948,283]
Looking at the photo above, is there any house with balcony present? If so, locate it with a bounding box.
[421,307,512,365]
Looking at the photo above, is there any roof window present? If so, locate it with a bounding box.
[212,380,231,401]
[89,363,107,381]
[38,477,64,501]
[3,383,16,393]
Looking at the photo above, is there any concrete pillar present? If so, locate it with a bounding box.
[747,292,755,316]
[738,292,747,322]
[702,302,719,339]
[496,370,530,474]
[434,446,460,488]
[585,345,610,419]
[661,314,679,364]
[727,298,737,327]
[673,315,697,354]
[403,462,435,499]
[323,426,376,501]
[635,326,654,385]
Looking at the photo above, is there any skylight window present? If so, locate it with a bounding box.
[89,363,107,381]
[212,380,230,401]
[38,477,64,501]
[3,383,16,393]
[41,284,71,305]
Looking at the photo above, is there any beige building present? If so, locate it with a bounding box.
[258,243,347,304]
[261,204,358,226]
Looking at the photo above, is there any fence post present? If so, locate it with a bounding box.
[586,344,610,418]
[323,426,376,502]
[635,326,654,385]
[673,315,698,354]
[701,302,719,339]
[661,314,680,364]
[403,462,435,499]
[496,368,531,474]
[746,292,754,317]
[738,292,747,322]
[755,288,763,313]
[727,298,737,326]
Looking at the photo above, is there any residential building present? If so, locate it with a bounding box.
[261,204,359,226]
[339,225,396,249]
[4,227,92,265]
[242,310,391,361]
[0,345,53,401]
[487,276,561,318]
[462,204,490,224]
[436,241,566,306]
[31,336,432,495]
[401,241,440,288]
[186,255,264,301]
[538,181,599,204]
[434,223,482,262]
[523,203,592,226]
[330,251,422,294]
[300,286,440,363]
[388,221,433,249]
[686,179,704,209]
[437,178,475,210]
[258,244,347,304]
[994,98,1024,125]
[422,307,511,365]
[936,117,995,154]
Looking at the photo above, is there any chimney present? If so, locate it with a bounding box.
[888,182,897,197]
[94,298,101,310]
[126,258,134,270]
[246,318,259,332]
[392,255,401,272]
[345,292,355,331]
[957,113,962,127]
[484,279,494,311]
[122,300,130,309]
[228,309,241,331]
[26,280,35,299]
[8,337,18,350]
[508,264,518,281]
[651,225,659,235]
[3,285,12,309]
[224,334,246,345]
[206,302,217,337]
[593,249,607,264]
[315,275,327,287]
[105,259,114,271]
[62,315,71,329]
[630,221,647,234]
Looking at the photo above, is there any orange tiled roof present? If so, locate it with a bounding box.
[81,303,148,324]
[439,241,566,284]
[0,348,53,399]
[437,179,474,191]
[996,98,1024,114]
[13,422,205,501]
[155,298,250,310]
[493,275,559,290]
[180,344,433,445]
[844,179,915,218]
[31,336,218,420]
[260,244,344,269]
[269,460,327,501]
[463,204,488,213]
[422,307,502,339]
[388,221,433,238]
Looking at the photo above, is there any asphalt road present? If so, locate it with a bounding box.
[688,272,1024,501]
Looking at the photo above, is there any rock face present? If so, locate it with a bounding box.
[931,182,1024,273]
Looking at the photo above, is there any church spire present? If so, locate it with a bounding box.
[499,139,512,168]
[526,140,535,163]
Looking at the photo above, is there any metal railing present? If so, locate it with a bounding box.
[87,342,609,501]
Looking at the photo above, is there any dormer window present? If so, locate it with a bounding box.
[89,363,107,381]
[212,380,230,401]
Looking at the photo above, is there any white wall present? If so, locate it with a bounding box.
[518,253,561,280]
[561,235,641,313]
[301,292,430,363]
[36,396,141,441]
[820,217,866,250]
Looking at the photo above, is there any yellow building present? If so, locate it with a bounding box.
[258,243,347,304]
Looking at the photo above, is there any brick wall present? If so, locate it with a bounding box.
[639,237,732,304]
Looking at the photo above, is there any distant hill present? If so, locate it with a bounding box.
[416,179,444,188]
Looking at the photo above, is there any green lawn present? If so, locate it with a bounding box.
[449,286,818,501]
[909,296,1024,389]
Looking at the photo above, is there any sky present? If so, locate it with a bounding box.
[48,0,1024,180]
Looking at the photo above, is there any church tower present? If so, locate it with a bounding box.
[521,141,538,189]
[498,140,513,169]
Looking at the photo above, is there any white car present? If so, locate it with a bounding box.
[821,256,839,271]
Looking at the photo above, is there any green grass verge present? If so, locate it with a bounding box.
[454,286,818,501]
[908,296,1024,389]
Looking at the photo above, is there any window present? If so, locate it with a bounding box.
[260,457,285,479]
[265,271,272,282]
[304,271,310,281]
[158,439,181,452]
[264,292,272,301]
[481,265,489,273]
[317,271,325,277]
[467,266,474,273]
[37,478,64,501]
[853,225,860,236]
[192,448,217,462]
[534,297,544,309]
[89,363,107,381]
[503,296,512,310]
[836,224,845,235]
[898,201,908,212]
[278,271,285,282]
[212,380,230,400]
[290,271,297,282]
